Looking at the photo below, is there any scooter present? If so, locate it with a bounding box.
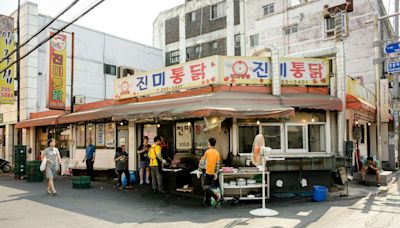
[0,158,12,173]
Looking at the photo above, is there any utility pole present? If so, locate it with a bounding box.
[374,14,382,161]
[71,32,75,113]
[16,0,21,145]
[394,0,399,169]
[371,9,400,161]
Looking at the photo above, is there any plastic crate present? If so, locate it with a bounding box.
[27,177,43,182]
[26,161,41,166]
[72,176,91,184]
[14,157,27,162]
[73,182,91,189]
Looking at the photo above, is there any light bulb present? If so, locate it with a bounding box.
[257,120,260,125]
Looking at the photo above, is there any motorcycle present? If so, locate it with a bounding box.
[0,158,12,173]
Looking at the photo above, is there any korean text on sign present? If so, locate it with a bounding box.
[280,58,329,85]
[0,29,15,104]
[114,57,218,100]
[48,33,67,110]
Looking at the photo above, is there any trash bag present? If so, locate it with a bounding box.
[210,187,222,207]
[121,172,127,187]
[122,171,137,186]
[130,171,137,184]
[61,157,72,176]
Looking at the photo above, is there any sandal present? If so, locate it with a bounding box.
[47,188,52,195]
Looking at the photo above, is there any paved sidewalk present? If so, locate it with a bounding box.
[0,173,398,228]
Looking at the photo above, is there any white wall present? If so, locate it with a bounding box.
[73,149,116,170]
[0,1,163,125]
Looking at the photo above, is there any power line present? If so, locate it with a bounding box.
[0,0,80,65]
[0,0,106,76]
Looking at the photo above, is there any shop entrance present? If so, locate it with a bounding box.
[117,122,129,152]
[159,122,174,154]
[35,127,47,160]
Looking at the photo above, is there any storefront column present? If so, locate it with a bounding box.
[326,111,332,154]
[5,124,14,163]
[128,121,137,171]
[336,41,346,156]
[232,118,238,156]
[70,124,75,160]
[21,128,31,160]
[29,127,35,160]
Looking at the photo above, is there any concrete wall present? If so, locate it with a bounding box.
[155,0,380,90]
[0,1,163,162]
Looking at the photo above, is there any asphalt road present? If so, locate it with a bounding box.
[0,174,398,228]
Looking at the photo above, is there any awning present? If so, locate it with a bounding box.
[15,115,60,129]
[57,106,117,124]
[19,92,343,126]
[346,94,375,114]
[112,92,342,121]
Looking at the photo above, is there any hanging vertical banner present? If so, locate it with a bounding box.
[48,32,67,110]
[0,15,15,104]
[380,79,390,123]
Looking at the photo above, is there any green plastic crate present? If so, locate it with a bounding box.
[72,176,91,184]
[27,177,43,182]
[73,182,91,189]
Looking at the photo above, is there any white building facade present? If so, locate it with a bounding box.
[153,0,397,169]
[0,1,163,163]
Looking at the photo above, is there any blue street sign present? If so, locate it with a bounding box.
[385,42,400,54]
[387,61,400,73]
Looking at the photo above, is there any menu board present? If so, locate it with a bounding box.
[194,120,209,149]
[77,124,85,147]
[176,122,192,150]
[96,123,105,146]
[105,123,115,148]
[86,123,96,143]
[143,124,158,144]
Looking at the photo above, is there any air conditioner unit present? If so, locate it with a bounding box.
[74,95,86,105]
[117,66,145,78]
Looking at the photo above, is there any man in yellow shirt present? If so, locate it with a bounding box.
[148,136,166,193]
[197,138,221,207]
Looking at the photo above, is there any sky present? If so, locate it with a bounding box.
[0,0,398,47]
[0,0,184,46]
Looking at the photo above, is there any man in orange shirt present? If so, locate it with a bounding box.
[197,138,221,207]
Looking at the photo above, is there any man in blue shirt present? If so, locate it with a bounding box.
[83,139,96,181]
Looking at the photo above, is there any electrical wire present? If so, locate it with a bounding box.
[0,0,80,65]
[0,0,106,76]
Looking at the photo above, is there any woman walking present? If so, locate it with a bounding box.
[43,138,62,195]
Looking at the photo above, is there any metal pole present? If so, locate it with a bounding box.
[394,1,399,101]
[374,15,382,160]
[395,0,399,168]
[71,32,75,113]
[16,0,21,145]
